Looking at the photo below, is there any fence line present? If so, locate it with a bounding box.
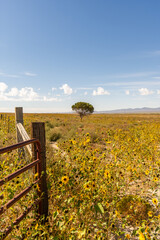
[0,107,48,239]
[15,107,48,220]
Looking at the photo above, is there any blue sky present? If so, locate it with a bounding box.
[0,0,160,112]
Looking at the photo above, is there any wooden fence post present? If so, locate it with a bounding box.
[8,116,10,133]
[15,107,23,139]
[31,122,48,221]
[15,107,25,157]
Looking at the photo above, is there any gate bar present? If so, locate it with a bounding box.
[0,179,40,216]
[1,198,41,239]
[0,138,40,154]
[0,158,40,187]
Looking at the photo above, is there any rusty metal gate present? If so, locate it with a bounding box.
[0,139,43,239]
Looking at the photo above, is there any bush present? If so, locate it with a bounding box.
[46,121,54,129]
[49,132,61,142]
[116,194,152,224]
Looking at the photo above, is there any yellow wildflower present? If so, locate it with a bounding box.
[105,201,110,208]
[152,198,158,206]
[104,169,111,178]
[86,138,90,143]
[153,177,158,182]
[125,234,130,239]
[61,175,69,184]
[139,231,145,240]
[147,211,153,217]
[84,182,90,190]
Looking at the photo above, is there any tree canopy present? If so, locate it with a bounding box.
[72,102,94,120]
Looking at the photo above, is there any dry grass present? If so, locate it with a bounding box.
[0,113,160,239]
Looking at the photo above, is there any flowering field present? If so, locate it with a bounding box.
[0,113,160,239]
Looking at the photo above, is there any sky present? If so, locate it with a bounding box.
[0,0,160,113]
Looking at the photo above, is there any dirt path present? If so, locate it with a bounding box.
[50,142,60,151]
[50,142,70,160]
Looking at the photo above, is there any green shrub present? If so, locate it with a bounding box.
[116,194,152,224]
[46,121,54,128]
[49,132,61,141]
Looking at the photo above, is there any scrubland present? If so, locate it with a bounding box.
[0,113,160,239]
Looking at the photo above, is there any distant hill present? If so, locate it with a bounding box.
[96,107,160,114]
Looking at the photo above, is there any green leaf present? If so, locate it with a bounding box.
[53,211,58,218]
[94,203,104,214]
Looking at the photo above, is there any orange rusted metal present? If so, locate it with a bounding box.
[0,158,40,187]
[1,198,41,239]
[0,139,42,239]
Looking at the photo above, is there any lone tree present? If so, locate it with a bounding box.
[72,102,94,120]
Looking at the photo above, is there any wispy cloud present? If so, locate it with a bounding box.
[108,71,158,79]
[43,96,61,102]
[149,50,160,56]
[152,76,160,79]
[24,72,37,77]
[95,80,160,87]
[138,88,154,96]
[93,87,110,96]
[157,90,160,95]
[0,71,37,78]
[60,84,73,95]
[93,71,159,81]
[0,71,19,78]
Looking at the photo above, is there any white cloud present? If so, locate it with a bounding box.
[0,82,62,102]
[125,90,130,95]
[84,91,88,95]
[138,88,154,96]
[6,87,19,96]
[24,72,37,77]
[0,82,8,92]
[157,90,160,94]
[93,87,110,96]
[43,96,61,102]
[60,84,73,95]
[19,87,38,100]
[52,87,57,91]
[0,95,8,100]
